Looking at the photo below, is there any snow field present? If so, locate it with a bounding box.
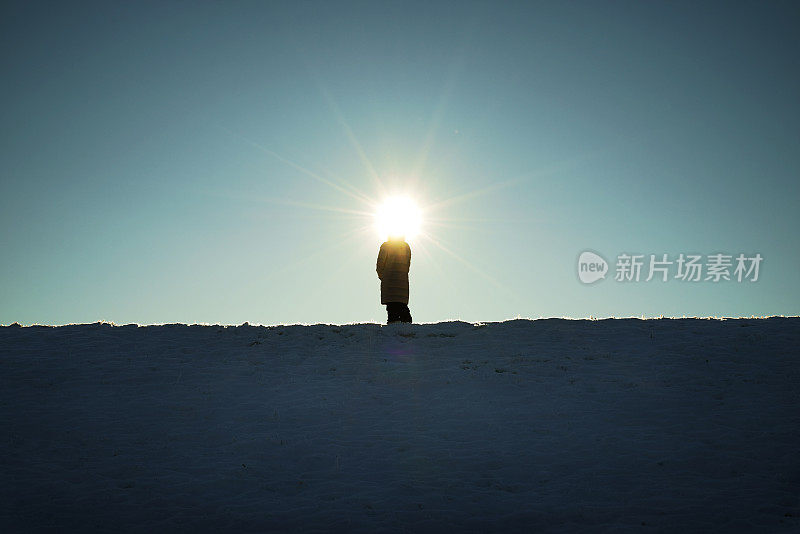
[1,318,798,532]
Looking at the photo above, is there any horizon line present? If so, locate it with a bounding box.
[2,315,798,329]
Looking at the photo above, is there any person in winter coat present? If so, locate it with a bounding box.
[376,235,412,324]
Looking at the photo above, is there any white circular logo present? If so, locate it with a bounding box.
[578,251,608,284]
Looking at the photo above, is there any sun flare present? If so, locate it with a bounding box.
[375,196,422,241]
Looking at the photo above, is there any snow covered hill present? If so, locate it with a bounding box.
[1,318,798,532]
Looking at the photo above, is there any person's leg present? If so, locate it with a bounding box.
[401,304,412,323]
[386,303,401,324]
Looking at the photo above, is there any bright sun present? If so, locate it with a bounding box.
[375,196,422,240]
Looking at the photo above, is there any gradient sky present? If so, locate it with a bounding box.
[2,1,799,325]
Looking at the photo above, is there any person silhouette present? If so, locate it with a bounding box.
[376,234,412,324]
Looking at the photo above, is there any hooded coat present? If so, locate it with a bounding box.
[376,240,411,304]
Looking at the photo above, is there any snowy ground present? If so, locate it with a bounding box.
[1,317,798,532]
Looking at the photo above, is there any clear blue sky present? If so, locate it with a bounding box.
[2,1,798,325]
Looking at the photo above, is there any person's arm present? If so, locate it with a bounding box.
[376,244,387,279]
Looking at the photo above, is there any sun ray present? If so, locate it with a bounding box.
[413,238,460,300]
[202,189,375,218]
[252,196,374,218]
[424,215,541,233]
[425,215,530,224]
[249,210,369,223]
[318,86,387,199]
[316,166,379,207]
[422,143,618,218]
[423,176,522,213]
[418,229,514,298]
[412,54,466,182]
[262,224,375,283]
[222,126,376,208]
[423,220,496,233]
[318,233,380,296]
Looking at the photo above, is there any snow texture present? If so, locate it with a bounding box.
[1,318,799,532]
